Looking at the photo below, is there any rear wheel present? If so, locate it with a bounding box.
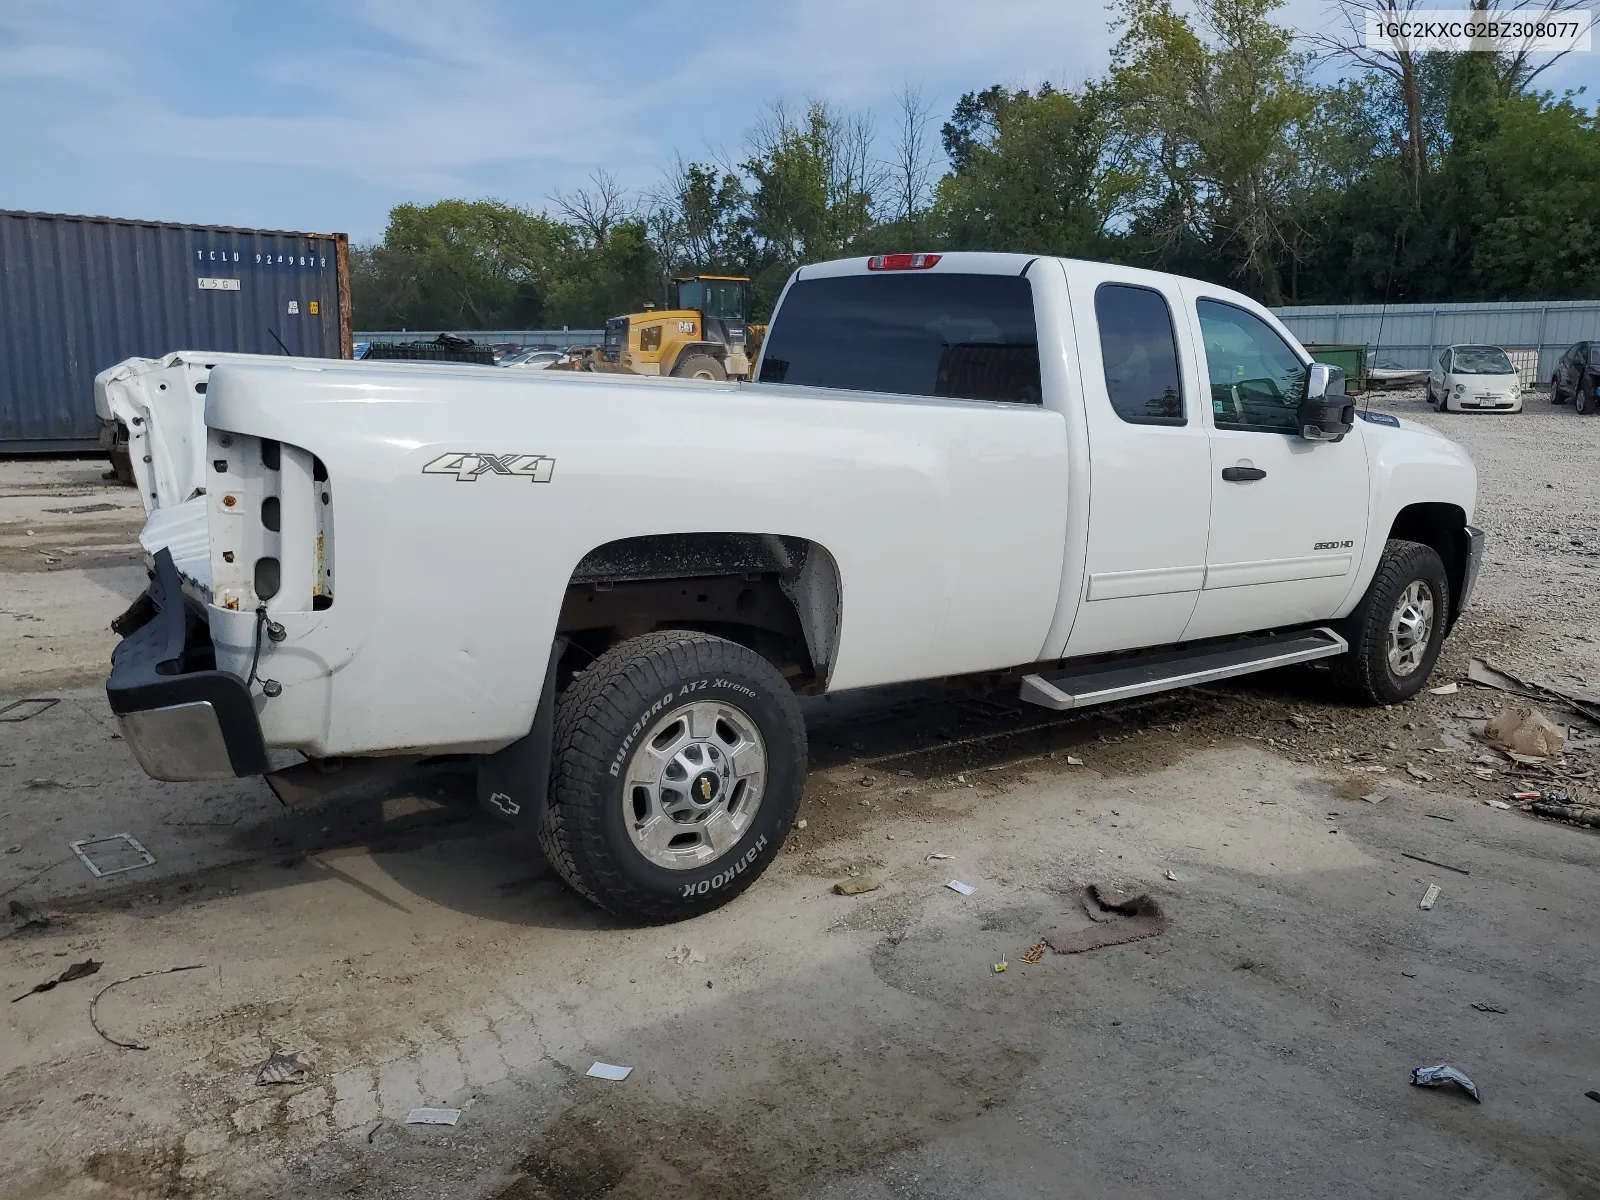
[1577,378,1596,415]
[1330,539,1450,705]
[671,352,727,381]
[540,630,806,922]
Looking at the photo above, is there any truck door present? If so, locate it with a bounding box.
[1059,267,1213,656]
[1179,290,1370,641]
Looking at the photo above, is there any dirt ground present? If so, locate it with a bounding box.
[2,392,1598,1200]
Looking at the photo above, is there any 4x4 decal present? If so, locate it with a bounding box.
[422,453,555,482]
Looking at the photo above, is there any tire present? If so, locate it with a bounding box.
[1577,378,1596,415]
[1330,539,1451,705]
[540,630,806,922]
[1424,382,1435,408]
[670,352,727,381]
[1550,375,1566,405]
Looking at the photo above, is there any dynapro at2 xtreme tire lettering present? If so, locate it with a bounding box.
[539,630,806,922]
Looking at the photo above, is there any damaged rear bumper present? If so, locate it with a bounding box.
[106,548,267,781]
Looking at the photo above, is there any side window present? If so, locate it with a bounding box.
[1196,299,1308,434]
[1440,349,1452,372]
[1093,283,1184,426]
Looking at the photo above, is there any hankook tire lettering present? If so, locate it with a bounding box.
[680,836,768,898]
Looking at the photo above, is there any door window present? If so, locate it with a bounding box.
[1094,284,1185,426]
[1196,299,1307,434]
[1440,349,1452,372]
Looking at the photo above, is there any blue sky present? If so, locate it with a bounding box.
[2,1,1592,243]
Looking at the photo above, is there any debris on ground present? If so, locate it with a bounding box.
[992,959,1008,974]
[1425,813,1455,822]
[1287,714,1310,729]
[1470,1002,1507,1014]
[1483,706,1565,758]
[1485,799,1512,810]
[1410,1063,1481,1102]
[88,963,205,1050]
[1419,884,1441,910]
[833,876,882,896]
[585,1062,632,1081]
[256,1050,311,1085]
[1526,796,1600,827]
[1405,765,1435,781]
[5,899,49,936]
[69,833,155,878]
[665,944,707,965]
[945,880,976,896]
[1021,940,1047,964]
[0,698,59,723]
[404,1108,461,1125]
[11,958,100,1002]
[1065,756,1084,766]
[925,852,951,862]
[1164,869,1179,881]
[1047,885,1166,954]
[1362,793,1385,804]
[1349,764,1388,774]
[1586,1090,1600,1104]
[1429,682,1460,696]
[1468,658,1600,724]
[1402,851,1470,875]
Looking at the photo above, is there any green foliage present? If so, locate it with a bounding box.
[351,2,1599,330]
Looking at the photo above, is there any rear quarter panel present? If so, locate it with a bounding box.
[204,365,1070,756]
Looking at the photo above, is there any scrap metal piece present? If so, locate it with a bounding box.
[70,834,155,878]
[1411,1063,1481,1102]
[0,698,59,722]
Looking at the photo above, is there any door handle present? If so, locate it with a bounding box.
[1221,466,1267,482]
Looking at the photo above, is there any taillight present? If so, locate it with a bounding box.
[866,253,941,271]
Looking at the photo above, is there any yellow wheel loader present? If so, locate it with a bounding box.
[596,275,765,381]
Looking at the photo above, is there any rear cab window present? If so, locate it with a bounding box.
[758,272,1042,404]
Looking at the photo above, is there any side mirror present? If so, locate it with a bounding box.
[1298,363,1355,441]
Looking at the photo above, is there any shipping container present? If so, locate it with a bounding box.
[1,209,352,452]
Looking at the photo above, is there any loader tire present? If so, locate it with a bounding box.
[1330,539,1450,706]
[539,630,806,922]
[670,352,727,381]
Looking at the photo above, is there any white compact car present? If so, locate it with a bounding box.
[1425,345,1523,413]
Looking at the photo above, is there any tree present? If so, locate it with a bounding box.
[1111,0,1325,303]
[935,84,1137,259]
[886,83,941,226]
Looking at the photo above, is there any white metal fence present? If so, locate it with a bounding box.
[1272,300,1600,386]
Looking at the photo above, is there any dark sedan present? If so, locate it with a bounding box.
[1549,341,1599,413]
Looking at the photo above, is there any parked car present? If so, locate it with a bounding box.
[106,252,1481,921]
[1548,341,1598,413]
[1425,345,1522,412]
[500,349,562,369]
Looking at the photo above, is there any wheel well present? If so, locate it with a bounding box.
[1388,503,1468,626]
[556,534,841,692]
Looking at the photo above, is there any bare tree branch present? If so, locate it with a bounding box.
[550,169,636,246]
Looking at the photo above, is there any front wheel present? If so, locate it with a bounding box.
[1330,539,1450,705]
[540,630,806,921]
[1550,376,1566,405]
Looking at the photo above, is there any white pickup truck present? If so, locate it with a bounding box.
[106,251,1482,920]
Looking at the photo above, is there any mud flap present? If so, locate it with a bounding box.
[476,637,567,827]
